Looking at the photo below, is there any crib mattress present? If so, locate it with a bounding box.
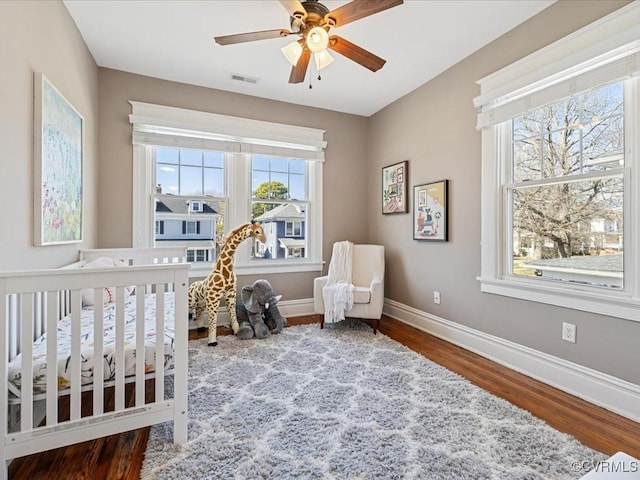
[7,292,176,397]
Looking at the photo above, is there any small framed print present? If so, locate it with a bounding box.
[413,180,448,241]
[382,161,408,214]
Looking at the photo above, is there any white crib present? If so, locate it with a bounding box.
[0,247,189,479]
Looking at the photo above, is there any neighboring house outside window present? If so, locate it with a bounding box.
[254,204,306,259]
[130,102,325,276]
[154,194,221,264]
[475,4,640,321]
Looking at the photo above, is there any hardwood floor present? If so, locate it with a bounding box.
[9,315,640,479]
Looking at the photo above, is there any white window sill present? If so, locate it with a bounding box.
[477,276,640,322]
[189,260,323,278]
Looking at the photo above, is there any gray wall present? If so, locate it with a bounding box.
[367,0,639,384]
[0,0,99,270]
[97,68,369,300]
[2,0,638,386]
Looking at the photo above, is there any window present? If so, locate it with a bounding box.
[187,249,209,263]
[130,102,326,276]
[285,221,302,237]
[475,3,640,320]
[184,221,198,235]
[251,155,307,260]
[510,82,624,288]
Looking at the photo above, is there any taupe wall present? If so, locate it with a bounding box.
[0,1,99,270]
[97,69,369,299]
[367,0,639,384]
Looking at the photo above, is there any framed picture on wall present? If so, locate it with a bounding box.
[413,180,448,241]
[382,160,408,214]
[34,73,84,246]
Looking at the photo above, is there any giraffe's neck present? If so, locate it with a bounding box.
[213,225,252,270]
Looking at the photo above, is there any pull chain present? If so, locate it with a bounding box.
[309,61,323,89]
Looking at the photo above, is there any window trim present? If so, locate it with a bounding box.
[475,3,640,322]
[130,103,325,276]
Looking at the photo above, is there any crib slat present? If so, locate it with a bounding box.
[135,286,145,407]
[173,273,189,444]
[20,294,34,432]
[45,291,59,426]
[92,288,104,416]
[0,283,9,440]
[155,288,165,402]
[69,290,82,422]
[114,287,126,412]
[33,293,43,340]
[8,294,18,361]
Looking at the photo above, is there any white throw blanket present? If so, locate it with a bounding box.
[322,241,354,324]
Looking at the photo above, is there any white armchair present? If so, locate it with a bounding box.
[314,244,385,333]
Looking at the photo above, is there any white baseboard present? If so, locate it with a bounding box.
[383,298,640,423]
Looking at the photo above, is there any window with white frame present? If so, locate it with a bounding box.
[285,221,302,237]
[475,3,640,320]
[129,102,326,276]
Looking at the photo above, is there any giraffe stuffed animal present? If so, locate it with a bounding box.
[189,221,267,346]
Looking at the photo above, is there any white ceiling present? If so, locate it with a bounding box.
[63,0,555,117]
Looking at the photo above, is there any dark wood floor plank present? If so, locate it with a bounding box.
[8,315,640,479]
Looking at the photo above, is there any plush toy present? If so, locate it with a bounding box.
[236,279,286,340]
[188,222,267,346]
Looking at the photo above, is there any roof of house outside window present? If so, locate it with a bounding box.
[254,203,305,222]
[278,238,305,249]
[155,198,220,214]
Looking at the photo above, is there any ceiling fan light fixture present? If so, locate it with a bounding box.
[314,50,334,71]
[281,41,303,66]
[306,26,329,53]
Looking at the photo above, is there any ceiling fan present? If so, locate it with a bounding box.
[214,0,404,84]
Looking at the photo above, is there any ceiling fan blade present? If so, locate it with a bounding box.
[279,0,307,20]
[289,47,311,84]
[325,0,403,28]
[328,35,386,72]
[214,29,292,46]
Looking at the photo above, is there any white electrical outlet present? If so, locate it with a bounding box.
[433,291,441,304]
[562,322,576,343]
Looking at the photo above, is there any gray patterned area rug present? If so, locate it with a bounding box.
[141,321,605,479]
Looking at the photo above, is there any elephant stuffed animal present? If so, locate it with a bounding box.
[236,279,286,340]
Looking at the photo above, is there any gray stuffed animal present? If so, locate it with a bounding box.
[236,279,286,340]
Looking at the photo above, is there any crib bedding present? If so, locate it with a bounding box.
[7,292,176,397]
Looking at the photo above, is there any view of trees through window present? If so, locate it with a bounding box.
[510,81,624,288]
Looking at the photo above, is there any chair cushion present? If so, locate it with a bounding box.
[353,286,371,304]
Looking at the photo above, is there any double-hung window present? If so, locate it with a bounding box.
[129,102,326,276]
[475,3,640,320]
